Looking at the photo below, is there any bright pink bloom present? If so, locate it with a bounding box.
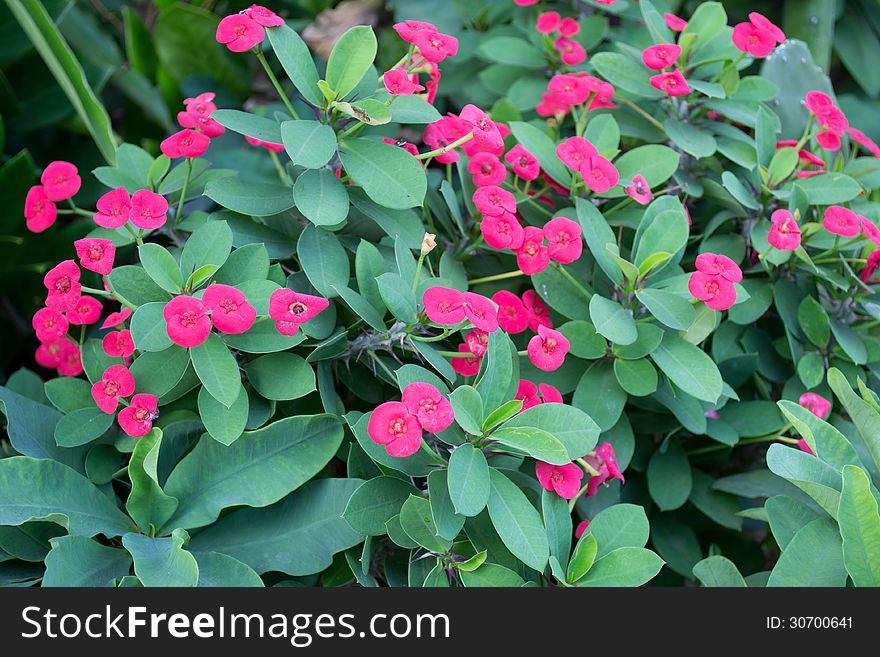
[183,92,216,117]
[749,12,785,42]
[163,296,212,348]
[460,104,504,152]
[66,296,103,325]
[539,383,563,404]
[558,17,580,37]
[101,307,132,329]
[548,74,590,106]
[413,29,458,63]
[450,343,482,376]
[383,67,424,96]
[468,152,507,187]
[581,155,619,194]
[422,286,465,325]
[514,226,551,275]
[480,212,524,251]
[177,111,226,138]
[463,292,499,332]
[423,115,469,164]
[583,442,625,496]
[664,13,687,31]
[35,338,69,369]
[536,91,571,118]
[528,325,570,372]
[44,260,81,312]
[368,401,423,457]
[465,329,489,358]
[695,253,743,283]
[74,238,115,275]
[32,308,68,343]
[91,365,135,414]
[268,289,329,334]
[216,14,264,52]
[94,187,131,229]
[593,0,618,4]
[650,69,691,96]
[129,190,168,230]
[393,20,437,44]
[522,289,552,330]
[797,439,815,456]
[118,393,159,438]
[56,341,83,377]
[243,4,285,27]
[554,37,586,66]
[805,90,835,117]
[402,382,454,433]
[823,205,861,237]
[161,129,210,159]
[24,186,57,232]
[595,442,624,482]
[642,44,681,70]
[513,0,539,4]
[575,519,591,538]
[849,128,880,158]
[544,217,583,264]
[492,291,529,334]
[732,21,778,57]
[40,161,80,201]
[624,174,654,205]
[103,329,135,358]
[473,185,516,216]
[816,130,841,150]
[504,145,540,181]
[861,217,880,246]
[516,380,541,411]
[768,209,801,251]
[536,12,560,34]
[557,137,597,171]
[382,137,419,157]
[536,461,583,499]
[245,135,285,152]
[799,392,831,420]
[203,284,256,334]
[819,107,849,135]
[860,250,880,282]
[688,272,737,311]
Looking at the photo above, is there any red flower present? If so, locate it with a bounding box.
[177,112,226,138]
[422,286,465,325]
[557,136,597,171]
[118,393,159,438]
[797,439,815,456]
[543,217,583,264]
[861,250,880,282]
[129,190,169,230]
[468,152,507,187]
[861,217,880,246]
[581,155,619,194]
[688,272,736,311]
[423,115,470,164]
[24,186,57,233]
[650,69,691,96]
[642,44,682,70]
[536,12,560,34]
[558,18,580,37]
[382,137,419,157]
[473,185,517,216]
[243,4,285,27]
[66,296,103,325]
[268,289,329,334]
[575,519,591,538]
[492,290,529,334]
[554,37,586,66]
[849,128,880,159]
[74,238,116,275]
[768,209,801,251]
[528,325,570,372]
[383,67,424,96]
[36,338,70,370]
[695,252,743,283]
[624,174,654,205]
[94,187,131,229]
[749,12,785,42]
[101,307,132,329]
[203,284,256,335]
[367,401,423,457]
[516,379,541,411]
[460,104,504,152]
[539,383,563,404]
[91,364,135,414]
[480,211,525,251]
[522,289,552,330]
[32,308,68,343]
[40,161,81,201]
[584,442,625,496]
[183,92,216,117]
[664,13,687,31]
[163,295,212,348]
[504,145,540,181]
[537,91,570,118]
[465,329,489,358]
[43,260,82,312]
[413,29,458,63]
[401,382,455,433]
[161,129,211,159]
[451,344,481,376]
[548,74,590,106]
[514,226,551,275]
[393,20,437,44]
[56,341,83,377]
[103,329,135,358]
[216,14,264,52]
[245,135,285,152]
[463,292,499,333]
[816,130,840,150]
[823,205,860,237]
[536,461,583,499]
[799,392,831,419]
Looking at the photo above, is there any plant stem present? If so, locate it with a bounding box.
[174,158,193,226]
[268,150,290,185]
[552,262,592,299]
[255,48,300,120]
[686,425,796,456]
[467,270,525,285]
[617,95,664,131]
[416,132,474,160]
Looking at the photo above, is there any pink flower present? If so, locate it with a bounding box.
[536,461,584,499]
[528,325,570,372]
[463,292,499,332]
[514,226,551,275]
[203,284,256,334]
[554,37,586,66]
[393,20,437,44]
[732,13,783,58]
[624,174,654,205]
[245,135,285,152]
[422,286,465,325]
[24,186,57,233]
[862,217,880,246]
[94,187,131,229]
[816,130,841,151]
[216,14,264,52]
[849,128,880,159]
[32,308,68,343]
[383,67,424,96]
[468,152,507,187]
[695,252,743,283]
[451,344,481,376]
[368,401,423,457]
[583,442,625,496]
[382,137,419,157]
[516,380,541,411]
[664,13,687,31]
[805,90,835,117]
[161,129,210,159]
[101,307,132,329]
[91,364,135,414]
[473,185,517,216]
[575,519,591,538]
[163,296,212,348]
[66,296,103,325]
[268,289,329,334]
[177,112,226,138]
[536,12,560,34]
[823,205,861,237]
[539,383,563,404]
[642,44,682,70]
[35,338,68,369]
[118,393,159,438]
[581,155,619,194]
[465,329,489,357]
[129,190,169,230]
[749,12,786,42]
[40,161,80,201]
[860,250,880,282]
[481,211,525,250]
[74,238,115,275]
[557,136,597,171]
[522,289,552,330]
[492,290,529,334]
[56,341,83,377]
[402,382,454,433]
[44,260,81,312]
[460,104,504,152]
[548,74,590,106]
[537,91,570,118]
[243,4,285,27]
[423,115,470,164]
[103,329,135,358]
[413,29,459,63]
[797,439,815,456]
[544,217,583,264]
[558,18,580,37]
[768,209,801,251]
[183,92,216,117]
[688,272,737,311]
[650,69,691,96]
[595,442,624,481]
[799,392,831,419]
[513,0,539,4]
[504,145,540,181]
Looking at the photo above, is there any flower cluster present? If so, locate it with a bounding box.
[732,12,785,58]
[268,289,330,336]
[557,136,619,194]
[161,92,224,160]
[216,4,283,52]
[804,90,849,152]
[24,161,81,233]
[515,379,563,410]
[536,442,623,500]
[91,364,158,438]
[368,382,454,456]
[162,286,258,349]
[687,252,743,311]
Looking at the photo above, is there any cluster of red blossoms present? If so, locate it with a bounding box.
[731,12,785,58]
[536,442,624,500]
[804,90,851,153]
[687,252,743,311]
[535,12,586,66]
[368,382,454,457]
[215,4,283,52]
[92,364,158,438]
[160,92,224,160]
[515,379,562,410]
[642,43,690,97]
[24,161,81,233]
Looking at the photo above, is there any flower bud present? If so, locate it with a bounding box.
[421,232,437,255]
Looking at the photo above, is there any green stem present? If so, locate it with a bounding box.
[416,131,474,160]
[255,48,300,120]
[687,425,796,456]
[467,270,526,285]
[80,285,113,298]
[121,223,142,245]
[174,158,193,226]
[617,95,664,131]
[552,262,592,299]
[269,150,290,185]
[413,252,426,293]
[102,278,138,311]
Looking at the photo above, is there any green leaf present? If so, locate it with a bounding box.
[542,490,572,565]
[590,52,664,99]
[44,377,92,413]
[243,353,316,401]
[509,121,571,187]
[126,429,178,534]
[343,476,418,536]
[54,407,114,448]
[777,400,862,472]
[138,243,183,294]
[427,470,466,541]
[281,120,338,169]
[297,224,350,298]
[647,443,693,511]
[400,495,452,553]
[107,265,170,306]
[589,295,638,345]
[827,369,880,476]
[575,199,622,285]
[389,95,442,124]
[475,331,519,415]
[481,400,524,433]
[325,26,377,99]
[572,361,626,431]
[0,456,131,537]
[766,444,842,517]
[768,147,799,186]
[574,547,664,587]
[478,36,546,68]
[215,244,270,286]
[194,551,263,587]
[790,172,862,205]
[766,495,823,550]
[449,386,484,435]
[190,334,241,408]
[448,444,490,517]
[634,208,689,269]
[692,555,747,587]
[609,145,680,196]
[838,465,880,587]
[490,427,570,465]
[613,358,658,397]
[211,109,282,143]
[205,179,294,217]
[198,384,248,446]
[222,320,306,354]
[500,404,600,460]
[650,333,723,403]
[797,296,830,347]
[129,346,190,398]
[333,99,391,126]
[338,138,427,210]
[664,118,717,158]
[831,320,867,365]
[266,24,322,107]
[680,1,727,55]
[559,320,607,359]
[179,220,233,279]
[43,536,132,587]
[294,168,349,227]
[487,468,549,571]
[122,530,198,587]
[567,532,598,583]
[130,301,173,352]
[190,478,364,576]
[588,504,650,558]
[767,518,847,586]
[637,289,696,330]
[376,273,418,324]
[459,563,526,587]
[164,414,343,530]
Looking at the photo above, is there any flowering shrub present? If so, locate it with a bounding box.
[2,0,880,588]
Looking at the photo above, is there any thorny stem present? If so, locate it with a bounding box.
[255,48,300,120]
